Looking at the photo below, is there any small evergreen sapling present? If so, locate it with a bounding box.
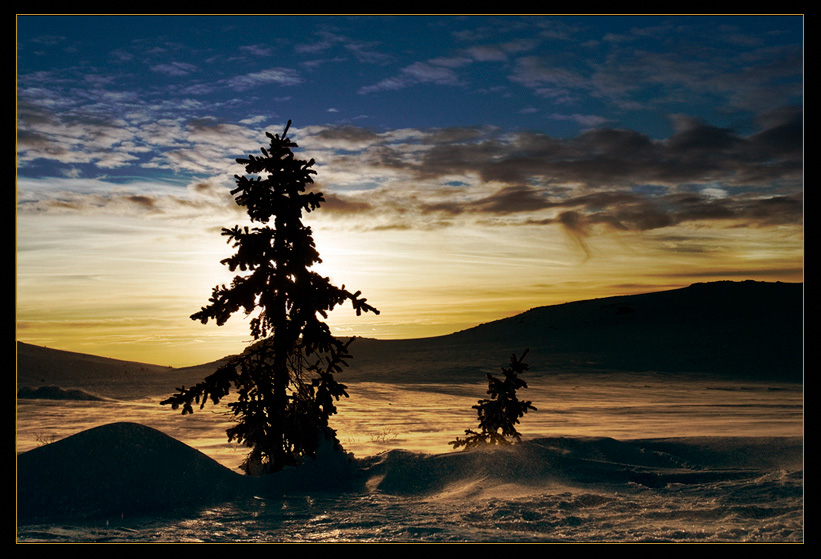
[450,349,536,449]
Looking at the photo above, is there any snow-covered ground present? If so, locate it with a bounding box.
[17,372,803,542]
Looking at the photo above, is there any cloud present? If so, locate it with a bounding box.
[509,56,588,90]
[150,62,198,77]
[225,68,303,91]
[16,175,241,220]
[319,191,374,214]
[239,44,274,57]
[465,185,553,214]
[358,60,464,94]
[506,24,802,116]
[414,107,803,190]
[295,30,394,65]
[556,210,591,258]
[549,113,610,128]
[296,107,803,244]
[16,97,142,169]
[17,80,802,249]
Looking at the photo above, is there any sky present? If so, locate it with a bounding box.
[16,15,804,367]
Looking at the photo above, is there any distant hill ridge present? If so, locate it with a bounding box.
[454,280,801,345]
[346,280,803,381]
[17,281,803,392]
[468,280,802,378]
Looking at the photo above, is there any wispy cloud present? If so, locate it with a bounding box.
[225,67,303,91]
[358,60,465,94]
[150,61,199,77]
[19,103,802,245]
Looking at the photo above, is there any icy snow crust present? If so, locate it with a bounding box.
[17,422,803,542]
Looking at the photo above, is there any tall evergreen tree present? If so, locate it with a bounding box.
[450,349,536,449]
[161,121,379,474]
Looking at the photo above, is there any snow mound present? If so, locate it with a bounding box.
[17,422,367,524]
[17,422,244,523]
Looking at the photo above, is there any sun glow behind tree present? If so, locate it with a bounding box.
[15,16,803,366]
[161,122,379,473]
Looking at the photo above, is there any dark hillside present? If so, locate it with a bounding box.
[17,281,803,392]
[15,342,226,399]
[346,281,803,382]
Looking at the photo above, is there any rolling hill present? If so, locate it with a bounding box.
[16,281,804,399]
[15,342,228,400]
[344,280,803,382]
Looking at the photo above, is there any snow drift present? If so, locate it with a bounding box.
[17,422,244,523]
[16,422,803,527]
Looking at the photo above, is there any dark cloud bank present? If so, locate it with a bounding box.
[310,104,802,239]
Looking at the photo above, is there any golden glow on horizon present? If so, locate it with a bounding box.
[16,207,803,368]
[15,15,804,371]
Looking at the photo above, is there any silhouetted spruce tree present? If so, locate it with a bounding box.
[161,121,379,474]
[450,349,536,449]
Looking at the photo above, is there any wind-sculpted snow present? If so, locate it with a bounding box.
[17,385,104,401]
[364,435,802,494]
[17,422,803,542]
